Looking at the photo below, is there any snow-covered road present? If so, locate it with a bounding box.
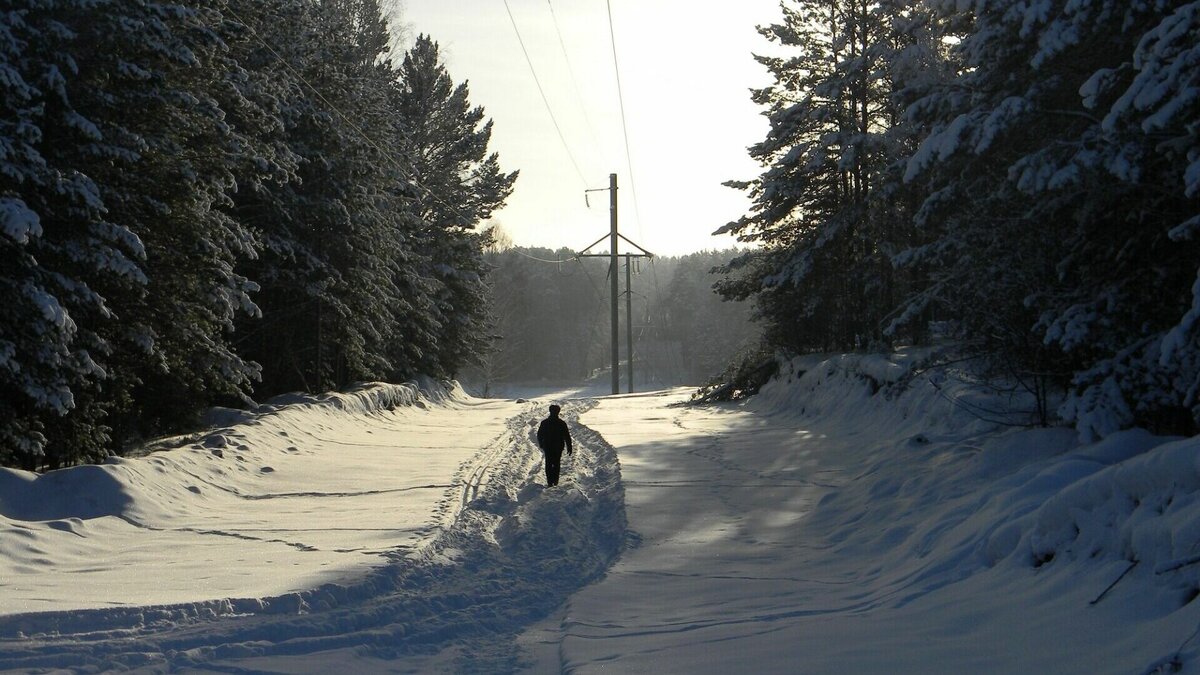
[4,358,1200,674]
[519,359,1200,674]
[519,389,842,672]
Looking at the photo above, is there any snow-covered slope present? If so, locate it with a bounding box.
[754,352,1200,607]
[1,380,484,616]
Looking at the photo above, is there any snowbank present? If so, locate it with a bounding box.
[754,352,1200,582]
[753,352,1200,672]
[0,379,474,618]
[0,386,629,672]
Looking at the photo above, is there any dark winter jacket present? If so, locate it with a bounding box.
[537,415,573,454]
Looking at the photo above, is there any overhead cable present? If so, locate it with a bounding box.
[503,0,590,186]
[604,0,646,238]
[546,0,604,164]
[512,249,579,265]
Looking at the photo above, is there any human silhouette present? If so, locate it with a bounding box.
[536,404,573,487]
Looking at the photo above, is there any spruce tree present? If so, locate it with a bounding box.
[902,0,1200,436]
[391,35,518,378]
[1,0,275,466]
[0,2,147,467]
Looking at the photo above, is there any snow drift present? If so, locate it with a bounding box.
[746,352,1200,672]
[0,383,628,672]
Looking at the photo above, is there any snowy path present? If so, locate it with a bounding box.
[519,389,848,672]
[0,386,627,672]
[516,365,1200,674]
[5,366,1200,673]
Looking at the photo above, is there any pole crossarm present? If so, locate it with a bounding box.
[577,234,653,259]
[577,232,611,256]
[617,232,653,258]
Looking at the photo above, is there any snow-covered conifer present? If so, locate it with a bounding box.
[719,0,930,352]
[389,35,518,378]
[1,2,148,467]
[901,0,1200,436]
[234,0,422,395]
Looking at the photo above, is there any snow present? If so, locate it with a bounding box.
[903,112,972,182]
[975,96,1031,154]
[1161,270,1200,365]
[0,197,41,245]
[1187,158,1200,199]
[0,381,506,615]
[520,357,1200,674]
[2,356,1200,673]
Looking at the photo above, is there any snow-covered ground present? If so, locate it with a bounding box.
[1,382,520,615]
[3,354,1200,673]
[521,357,1200,674]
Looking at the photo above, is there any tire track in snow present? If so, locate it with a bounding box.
[0,399,630,673]
[455,417,519,515]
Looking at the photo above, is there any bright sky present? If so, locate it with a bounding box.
[393,0,780,256]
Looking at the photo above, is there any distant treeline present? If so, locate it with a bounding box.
[1,1,513,469]
[465,246,760,394]
[720,1,1200,437]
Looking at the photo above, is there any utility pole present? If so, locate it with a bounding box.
[625,253,633,393]
[609,173,619,395]
[581,173,653,395]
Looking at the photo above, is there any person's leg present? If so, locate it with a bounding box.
[546,451,561,486]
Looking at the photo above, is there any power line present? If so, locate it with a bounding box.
[546,0,604,165]
[604,0,645,239]
[503,0,590,186]
[512,249,578,265]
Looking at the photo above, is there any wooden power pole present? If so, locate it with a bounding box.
[581,173,652,394]
[625,253,633,393]
[608,173,619,395]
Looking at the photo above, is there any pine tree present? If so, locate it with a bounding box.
[234,0,419,396]
[391,35,518,378]
[718,0,919,353]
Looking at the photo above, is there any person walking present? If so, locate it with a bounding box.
[536,404,573,487]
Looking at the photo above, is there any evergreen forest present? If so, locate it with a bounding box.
[467,243,760,395]
[4,0,1199,470]
[720,0,1200,439]
[1,0,515,469]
